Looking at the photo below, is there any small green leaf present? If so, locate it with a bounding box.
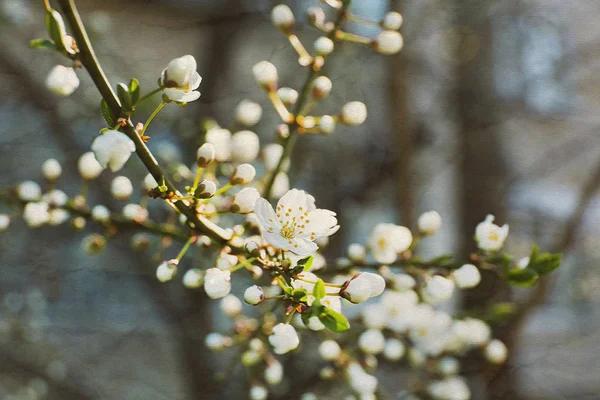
[117,83,133,113]
[292,288,308,302]
[506,267,539,287]
[313,279,326,300]
[488,252,513,267]
[45,10,75,55]
[319,308,350,332]
[297,255,314,271]
[99,127,111,135]
[100,99,114,126]
[530,253,562,275]
[528,244,540,266]
[29,38,57,51]
[129,78,140,104]
[429,254,454,267]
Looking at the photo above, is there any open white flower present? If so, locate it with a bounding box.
[91,130,135,172]
[46,65,79,96]
[268,323,300,355]
[475,214,509,252]
[368,223,413,264]
[254,189,339,256]
[160,55,202,103]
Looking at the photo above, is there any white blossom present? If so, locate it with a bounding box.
[347,243,366,262]
[111,176,133,200]
[262,144,284,172]
[314,36,334,55]
[271,4,295,31]
[277,87,298,105]
[143,173,158,190]
[368,223,413,264]
[17,181,41,201]
[253,61,278,87]
[255,189,339,255]
[156,259,178,283]
[0,214,10,231]
[358,329,385,354]
[392,273,416,291]
[438,356,459,376]
[428,377,470,400]
[204,268,231,299]
[454,318,491,346]
[424,275,455,303]
[220,294,242,317]
[382,11,403,30]
[475,214,509,252]
[312,76,332,99]
[319,115,336,134]
[244,285,265,305]
[383,338,405,361]
[196,142,216,167]
[264,360,284,385]
[271,172,290,199]
[42,159,62,181]
[341,274,372,304]
[340,101,367,126]
[230,163,256,185]
[91,205,110,223]
[232,187,260,213]
[374,31,404,55]
[23,202,49,227]
[183,269,204,289]
[45,65,79,96]
[78,152,104,180]
[451,264,481,289]
[484,339,507,364]
[346,362,378,396]
[91,130,136,172]
[249,385,268,400]
[195,179,216,198]
[205,332,227,351]
[319,340,341,361]
[268,323,300,354]
[418,211,442,235]
[235,100,262,127]
[361,303,388,329]
[43,189,68,207]
[122,204,148,222]
[160,55,202,103]
[48,209,69,226]
[231,130,260,163]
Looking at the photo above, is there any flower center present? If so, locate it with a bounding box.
[488,230,499,241]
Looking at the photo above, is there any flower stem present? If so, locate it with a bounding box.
[141,101,166,136]
[175,235,196,261]
[43,0,52,12]
[212,183,233,198]
[229,257,256,273]
[285,309,297,324]
[136,87,162,105]
[190,167,204,194]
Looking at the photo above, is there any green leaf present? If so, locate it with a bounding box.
[488,252,513,267]
[506,267,539,287]
[429,254,454,267]
[313,279,326,300]
[99,127,111,135]
[297,255,314,271]
[45,10,75,55]
[530,253,562,275]
[100,99,114,126]
[117,83,133,113]
[528,244,540,266]
[129,78,140,104]
[292,288,308,302]
[29,38,57,51]
[319,308,350,332]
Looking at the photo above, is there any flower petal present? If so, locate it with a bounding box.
[263,230,292,251]
[289,237,318,256]
[276,189,309,225]
[301,209,338,239]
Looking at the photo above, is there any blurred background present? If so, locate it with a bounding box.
[1,0,600,399]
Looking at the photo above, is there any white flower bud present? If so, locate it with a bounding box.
[277,87,298,105]
[205,129,231,162]
[271,172,289,199]
[111,176,133,200]
[156,259,178,283]
[163,55,196,87]
[455,318,491,346]
[319,340,341,361]
[204,268,231,299]
[438,356,459,376]
[475,215,509,252]
[262,144,284,172]
[374,31,404,55]
[122,204,148,222]
[220,294,242,317]
[271,4,295,31]
[383,338,405,361]
[358,329,385,354]
[42,189,67,207]
[347,243,366,262]
[230,163,256,185]
[17,181,41,201]
[362,272,386,297]
[516,256,530,270]
[78,152,104,180]
[235,100,262,127]
[424,275,455,303]
[451,264,481,289]
[341,274,372,303]
[195,179,217,198]
[91,130,136,172]
[47,209,69,225]
[183,269,204,288]
[42,159,62,181]
[23,202,49,227]
[232,187,260,213]
[0,214,10,231]
[314,36,334,56]
[312,76,332,99]
[196,143,216,168]
[268,323,300,355]
[143,173,158,190]
[91,205,110,223]
[340,101,367,126]
[231,130,260,163]
[319,115,336,134]
[418,211,442,235]
[307,7,325,26]
[484,339,508,364]
[244,285,265,305]
[45,65,79,96]
[264,360,283,385]
[205,332,226,351]
[382,11,403,30]
[253,61,278,87]
[249,385,268,400]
